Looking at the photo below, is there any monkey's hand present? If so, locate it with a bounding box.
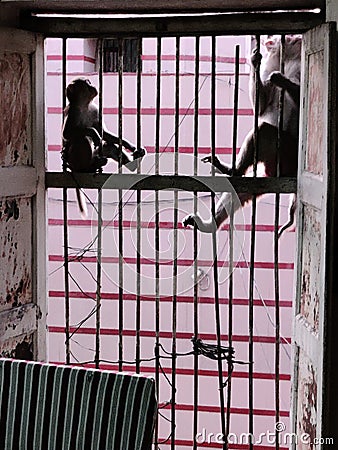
[90,155,108,172]
[133,147,147,160]
[201,155,233,175]
[182,213,216,233]
[268,71,300,104]
[201,155,223,174]
[201,155,219,165]
[251,49,262,69]
[268,71,288,88]
[182,214,196,228]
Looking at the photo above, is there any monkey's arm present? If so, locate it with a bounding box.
[102,130,146,161]
[268,71,300,105]
[102,130,136,151]
[84,127,102,147]
[249,50,270,114]
[99,131,135,168]
[62,109,83,140]
[201,155,232,175]
[62,110,102,148]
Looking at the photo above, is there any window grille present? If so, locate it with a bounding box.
[36,12,312,448]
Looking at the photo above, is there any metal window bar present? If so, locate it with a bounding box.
[44,26,301,449]
[154,36,161,450]
[118,38,124,371]
[136,37,142,374]
[211,35,227,450]
[171,35,180,450]
[274,34,286,449]
[192,35,200,450]
[248,34,261,450]
[95,38,104,370]
[225,43,240,447]
[62,37,70,366]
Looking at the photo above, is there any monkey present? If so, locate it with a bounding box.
[62,78,146,216]
[182,35,301,235]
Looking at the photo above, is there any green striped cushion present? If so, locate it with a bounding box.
[0,359,156,450]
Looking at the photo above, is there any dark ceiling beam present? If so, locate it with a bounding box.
[1,0,325,14]
[21,12,323,37]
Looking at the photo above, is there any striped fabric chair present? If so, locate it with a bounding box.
[0,359,156,450]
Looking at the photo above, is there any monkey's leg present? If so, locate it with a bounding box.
[102,132,145,172]
[232,130,257,175]
[182,193,231,233]
[85,127,102,147]
[102,142,131,164]
[237,122,282,178]
[182,190,254,233]
[200,129,257,176]
[203,125,269,177]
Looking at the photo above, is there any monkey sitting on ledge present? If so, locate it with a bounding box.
[62,77,146,215]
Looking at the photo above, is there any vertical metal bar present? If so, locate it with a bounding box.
[171,35,180,450]
[248,34,261,450]
[118,38,124,371]
[154,36,162,450]
[211,35,227,450]
[193,35,200,450]
[225,44,240,446]
[95,38,104,370]
[231,46,240,174]
[253,35,261,177]
[276,35,285,180]
[274,34,285,450]
[136,37,142,374]
[62,37,70,365]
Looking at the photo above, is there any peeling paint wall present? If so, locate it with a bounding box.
[306,50,324,176]
[293,23,335,449]
[300,205,321,333]
[0,52,32,167]
[296,349,317,449]
[0,334,33,360]
[0,198,32,313]
[0,40,37,358]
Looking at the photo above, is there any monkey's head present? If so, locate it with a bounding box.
[263,35,302,59]
[285,35,302,59]
[66,78,98,105]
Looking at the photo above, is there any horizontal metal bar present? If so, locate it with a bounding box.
[21,12,323,37]
[46,172,297,193]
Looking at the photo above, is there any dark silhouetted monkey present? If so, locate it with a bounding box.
[62,78,146,216]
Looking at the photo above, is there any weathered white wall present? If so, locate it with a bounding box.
[0,29,46,360]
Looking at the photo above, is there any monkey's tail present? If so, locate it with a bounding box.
[278,194,296,239]
[76,188,88,219]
